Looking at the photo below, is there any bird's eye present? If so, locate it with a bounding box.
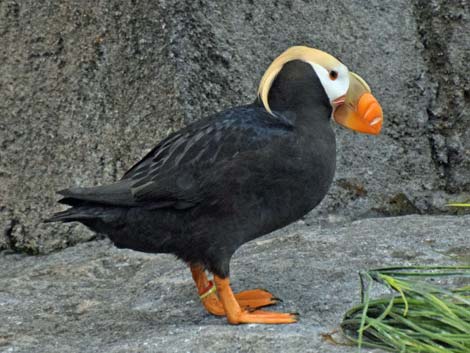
[329,70,338,80]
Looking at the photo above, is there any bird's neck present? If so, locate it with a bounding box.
[295,104,332,130]
[253,96,333,134]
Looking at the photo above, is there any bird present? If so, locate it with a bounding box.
[47,46,383,324]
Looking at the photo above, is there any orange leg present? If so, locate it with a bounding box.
[214,275,298,324]
[191,265,225,316]
[190,265,281,317]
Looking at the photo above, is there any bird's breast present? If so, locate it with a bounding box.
[231,131,336,237]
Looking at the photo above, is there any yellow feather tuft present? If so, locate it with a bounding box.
[258,46,341,114]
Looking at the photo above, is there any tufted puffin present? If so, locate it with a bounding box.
[47,46,383,324]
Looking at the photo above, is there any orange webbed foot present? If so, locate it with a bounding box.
[191,265,281,316]
[214,275,298,325]
[190,265,296,324]
[234,288,280,310]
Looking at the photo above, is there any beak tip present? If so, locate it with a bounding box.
[369,116,383,135]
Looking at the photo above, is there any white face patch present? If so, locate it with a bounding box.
[310,62,350,103]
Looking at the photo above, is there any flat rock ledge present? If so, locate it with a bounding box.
[1,215,469,353]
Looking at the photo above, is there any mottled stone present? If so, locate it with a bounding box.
[0,215,469,352]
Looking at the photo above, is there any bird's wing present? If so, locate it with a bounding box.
[123,106,294,208]
[60,106,293,209]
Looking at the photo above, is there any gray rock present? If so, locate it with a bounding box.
[0,215,469,352]
[1,0,469,253]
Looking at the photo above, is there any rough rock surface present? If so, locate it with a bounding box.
[1,0,469,253]
[1,215,469,353]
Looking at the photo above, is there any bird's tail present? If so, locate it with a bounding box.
[44,207,98,223]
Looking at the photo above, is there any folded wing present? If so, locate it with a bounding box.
[59,107,293,210]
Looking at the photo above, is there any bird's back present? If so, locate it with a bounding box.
[47,104,335,272]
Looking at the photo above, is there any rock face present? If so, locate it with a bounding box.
[1,215,469,353]
[0,0,469,253]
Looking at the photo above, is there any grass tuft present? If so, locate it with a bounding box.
[341,266,470,352]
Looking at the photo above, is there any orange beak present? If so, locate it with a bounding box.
[333,72,383,135]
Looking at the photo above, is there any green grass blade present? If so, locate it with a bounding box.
[341,266,470,353]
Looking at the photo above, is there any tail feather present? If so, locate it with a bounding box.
[45,204,125,228]
[44,208,98,223]
[46,183,132,226]
[56,182,135,207]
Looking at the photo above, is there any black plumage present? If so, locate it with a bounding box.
[49,60,335,277]
[47,43,385,324]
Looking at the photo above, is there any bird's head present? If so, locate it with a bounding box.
[258,46,383,135]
